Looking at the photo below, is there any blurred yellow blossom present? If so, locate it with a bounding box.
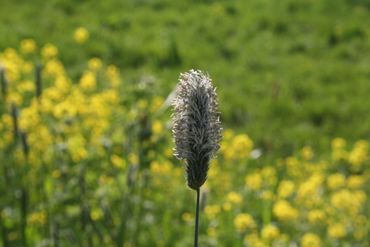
[88,57,102,70]
[328,223,346,238]
[111,155,126,169]
[273,200,298,221]
[307,209,325,223]
[327,173,346,190]
[41,43,58,58]
[150,161,172,175]
[277,180,295,198]
[152,120,164,136]
[223,134,253,160]
[234,213,256,232]
[226,191,242,204]
[301,233,322,247]
[348,140,368,169]
[245,172,262,191]
[74,27,89,44]
[244,233,265,247]
[261,224,280,241]
[28,211,47,225]
[301,146,314,160]
[80,71,97,90]
[90,208,104,221]
[20,39,36,53]
[182,212,192,222]
[347,175,365,189]
[204,205,221,219]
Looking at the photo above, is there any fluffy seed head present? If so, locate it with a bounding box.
[172,69,222,190]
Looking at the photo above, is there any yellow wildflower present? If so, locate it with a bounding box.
[327,173,346,190]
[328,223,346,238]
[90,208,103,221]
[245,173,262,191]
[234,213,256,232]
[205,205,221,219]
[80,71,97,90]
[226,191,243,204]
[347,175,365,189]
[307,209,325,223]
[301,146,314,160]
[88,57,102,70]
[20,39,36,53]
[41,43,58,58]
[74,27,89,44]
[151,120,164,136]
[182,212,192,222]
[273,200,298,221]
[277,180,295,198]
[111,155,126,169]
[301,233,322,247]
[261,224,280,240]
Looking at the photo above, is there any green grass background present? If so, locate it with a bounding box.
[1,0,370,156]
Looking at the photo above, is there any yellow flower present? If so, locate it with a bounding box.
[307,209,325,223]
[348,140,368,169]
[151,120,164,136]
[244,233,265,247]
[90,208,103,221]
[182,212,192,222]
[245,173,262,191]
[80,71,97,90]
[328,223,346,238]
[207,227,217,237]
[74,27,89,44]
[277,180,295,198]
[222,202,232,211]
[301,146,313,160]
[347,175,365,189]
[28,211,47,225]
[234,213,256,232]
[20,39,36,53]
[327,173,346,190]
[226,191,242,204]
[273,200,298,221]
[301,233,322,247]
[41,43,58,58]
[223,134,253,160]
[111,155,126,169]
[261,224,280,240]
[150,161,172,175]
[204,205,221,219]
[260,190,274,201]
[330,189,366,215]
[88,57,102,70]
[332,138,346,149]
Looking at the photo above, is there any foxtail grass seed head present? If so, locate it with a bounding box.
[172,69,222,190]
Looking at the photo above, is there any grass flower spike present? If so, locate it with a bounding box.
[172,69,222,247]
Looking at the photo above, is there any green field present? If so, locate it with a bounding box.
[0,0,370,246]
[1,0,370,155]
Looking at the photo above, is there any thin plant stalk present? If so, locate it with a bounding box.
[194,188,200,247]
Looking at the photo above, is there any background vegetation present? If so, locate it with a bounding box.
[0,0,369,246]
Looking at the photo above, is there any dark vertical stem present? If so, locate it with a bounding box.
[0,67,8,99]
[35,63,42,99]
[194,188,200,247]
[20,187,28,247]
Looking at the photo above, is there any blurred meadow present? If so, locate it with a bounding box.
[0,0,370,246]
